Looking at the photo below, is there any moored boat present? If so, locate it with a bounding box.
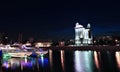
[1,47,48,58]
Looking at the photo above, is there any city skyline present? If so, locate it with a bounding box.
[0,0,120,39]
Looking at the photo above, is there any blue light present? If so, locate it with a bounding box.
[38,57,49,67]
[0,50,2,57]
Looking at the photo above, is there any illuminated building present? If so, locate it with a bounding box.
[75,22,93,46]
[35,42,51,47]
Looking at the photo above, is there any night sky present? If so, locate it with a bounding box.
[0,0,120,40]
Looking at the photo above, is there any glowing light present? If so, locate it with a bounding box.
[74,51,93,72]
[75,22,83,28]
[74,51,82,72]
[115,39,118,42]
[2,53,11,60]
[75,22,92,46]
[38,56,49,67]
[2,61,10,68]
[94,51,100,69]
[21,60,32,68]
[115,52,120,70]
[25,57,27,63]
[49,49,53,71]
[35,42,51,47]
[60,50,65,71]
[87,23,91,28]
[41,54,44,57]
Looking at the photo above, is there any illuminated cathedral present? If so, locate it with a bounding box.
[75,22,93,46]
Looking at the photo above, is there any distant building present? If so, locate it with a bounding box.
[35,42,51,47]
[75,22,93,46]
[35,40,52,47]
[93,35,119,45]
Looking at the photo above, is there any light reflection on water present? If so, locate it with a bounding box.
[1,49,120,72]
[60,50,65,72]
[94,51,101,72]
[115,51,120,71]
[74,50,93,72]
[1,56,49,71]
[94,51,99,69]
[49,49,53,72]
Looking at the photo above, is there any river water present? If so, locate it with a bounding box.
[0,49,120,72]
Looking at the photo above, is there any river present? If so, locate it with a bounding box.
[0,49,120,72]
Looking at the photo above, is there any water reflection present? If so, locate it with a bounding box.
[94,51,99,69]
[94,51,101,72]
[1,56,49,71]
[74,50,93,72]
[49,49,53,72]
[1,49,120,72]
[115,51,120,71]
[60,50,65,72]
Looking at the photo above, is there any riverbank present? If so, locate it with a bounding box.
[42,46,120,51]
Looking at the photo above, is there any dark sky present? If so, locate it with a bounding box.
[0,0,120,40]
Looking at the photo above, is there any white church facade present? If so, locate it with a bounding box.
[75,22,93,46]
